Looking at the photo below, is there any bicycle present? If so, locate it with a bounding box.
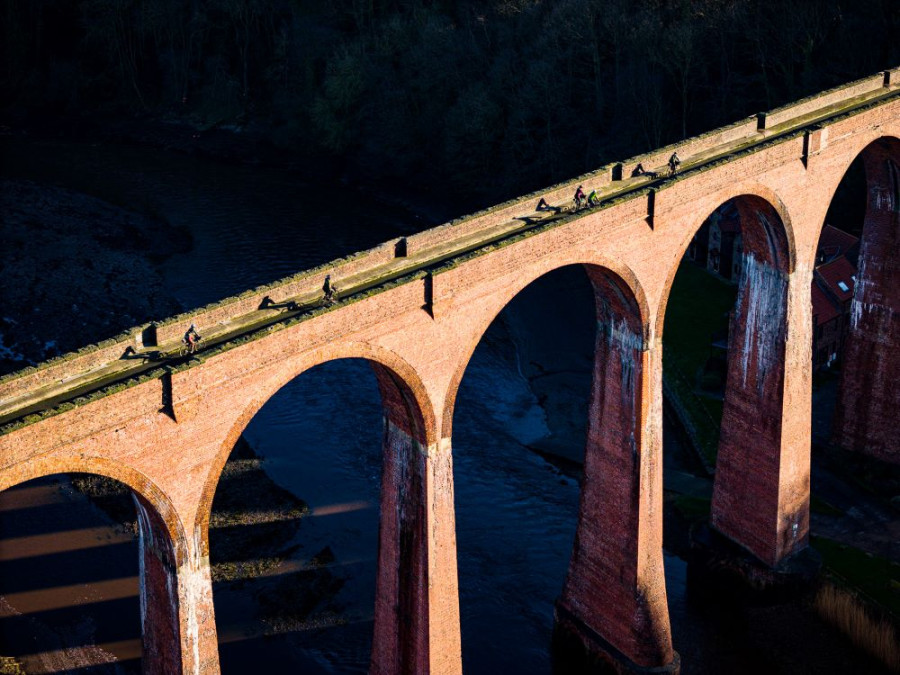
[178,335,202,357]
[322,286,340,307]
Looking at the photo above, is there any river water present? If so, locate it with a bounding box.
[0,136,885,674]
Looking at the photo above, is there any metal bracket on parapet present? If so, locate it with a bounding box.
[802,125,826,169]
[756,112,768,132]
[139,323,158,349]
[611,163,624,181]
[646,188,656,230]
[424,272,436,319]
[159,369,176,421]
[884,70,892,88]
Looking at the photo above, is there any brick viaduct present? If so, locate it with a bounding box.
[1,69,898,674]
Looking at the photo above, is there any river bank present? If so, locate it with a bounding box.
[0,179,189,375]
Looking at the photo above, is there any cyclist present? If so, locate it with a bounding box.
[574,185,586,209]
[668,151,681,176]
[183,323,201,354]
[323,274,338,305]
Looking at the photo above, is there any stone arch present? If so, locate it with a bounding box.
[821,134,900,238]
[441,254,650,439]
[830,135,900,463]
[821,128,900,196]
[656,183,796,340]
[658,189,797,565]
[0,453,189,672]
[800,129,900,270]
[443,255,673,670]
[0,452,187,561]
[195,340,435,544]
[195,339,436,673]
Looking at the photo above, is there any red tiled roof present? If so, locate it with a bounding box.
[811,282,840,325]
[817,225,859,261]
[816,255,856,303]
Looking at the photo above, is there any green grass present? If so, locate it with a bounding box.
[663,259,737,463]
[810,494,845,517]
[0,657,25,675]
[814,583,900,671]
[701,397,724,428]
[664,260,738,374]
[811,535,900,617]
[664,367,720,465]
[673,495,712,521]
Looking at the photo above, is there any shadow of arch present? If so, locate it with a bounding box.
[441,256,650,439]
[657,184,796,339]
[0,454,190,672]
[195,340,435,547]
[0,453,187,562]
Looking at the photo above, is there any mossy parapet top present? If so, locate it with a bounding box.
[0,66,897,435]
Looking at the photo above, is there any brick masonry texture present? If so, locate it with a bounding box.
[0,75,897,674]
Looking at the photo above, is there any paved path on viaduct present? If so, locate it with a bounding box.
[1,68,899,674]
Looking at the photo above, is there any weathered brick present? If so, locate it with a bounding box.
[0,72,897,674]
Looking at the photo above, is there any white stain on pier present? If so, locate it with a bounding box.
[734,253,787,387]
[849,245,888,331]
[134,496,151,633]
[597,315,643,395]
[597,312,643,459]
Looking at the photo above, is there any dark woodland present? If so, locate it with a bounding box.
[2,0,899,206]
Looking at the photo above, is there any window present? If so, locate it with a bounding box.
[837,281,849,292]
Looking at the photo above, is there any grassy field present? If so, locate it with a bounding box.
[812,535,900,618]
[663,259,737,464]
[662,260,900,658]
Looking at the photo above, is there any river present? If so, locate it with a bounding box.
[0,135,886,674]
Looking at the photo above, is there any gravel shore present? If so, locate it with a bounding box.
[0,179,190,375]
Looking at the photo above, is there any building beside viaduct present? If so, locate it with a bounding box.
[0,68,898,674]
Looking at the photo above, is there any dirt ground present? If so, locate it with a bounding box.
[0,179,189,374]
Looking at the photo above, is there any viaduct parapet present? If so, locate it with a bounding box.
[1,67,899,674]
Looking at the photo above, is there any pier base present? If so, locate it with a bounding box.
[552,604,681,675]
[687,523,821,604]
